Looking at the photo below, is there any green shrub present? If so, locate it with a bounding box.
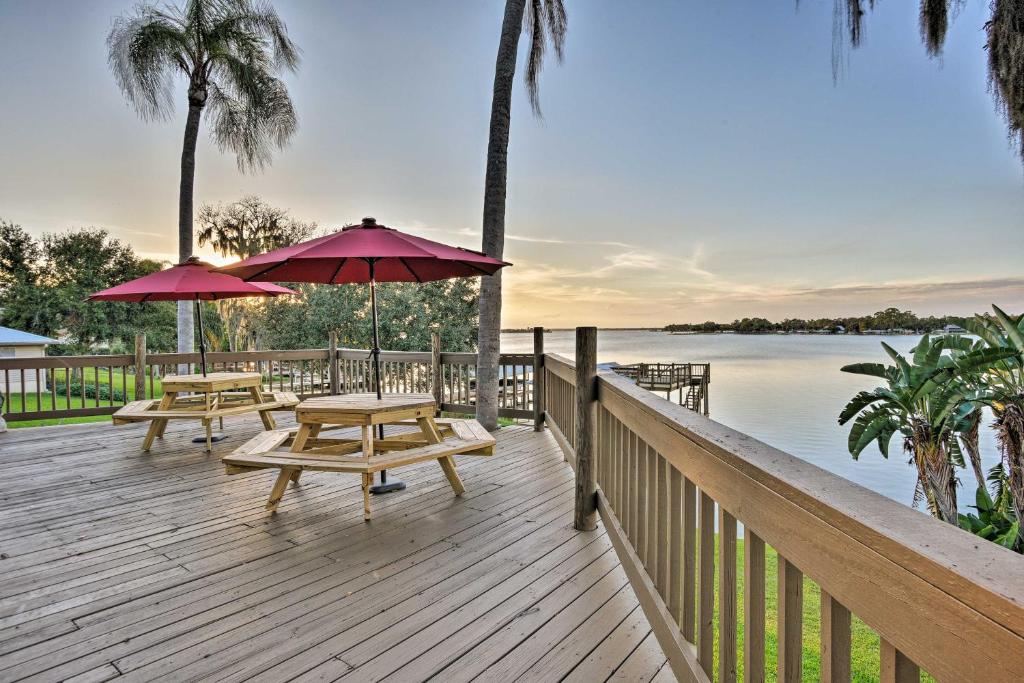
[54,381,126,403]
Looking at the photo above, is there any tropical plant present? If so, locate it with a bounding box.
[107,0,300,359]
[476,0,567,431]
[959,463,1021,552]
[834,0,1024,165]
[839,335,1014,524]
[963,306,1024,545]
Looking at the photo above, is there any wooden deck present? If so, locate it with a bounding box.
[0,415,671,682]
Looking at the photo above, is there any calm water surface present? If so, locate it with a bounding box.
[501,330,999,509]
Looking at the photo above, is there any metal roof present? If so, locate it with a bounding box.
[0,326,61,345]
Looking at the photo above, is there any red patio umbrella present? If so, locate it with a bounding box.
[89,256,297,376]
[217,217,510,493]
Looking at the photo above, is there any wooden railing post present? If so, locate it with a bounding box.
[431,331,442,411]
[533,326,544,431]
[328,331,339,395]
[574,326,598,531]
[134,333,146,399]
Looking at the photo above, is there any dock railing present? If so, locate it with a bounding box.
[548,326,1024,683]
[0,331,538,423]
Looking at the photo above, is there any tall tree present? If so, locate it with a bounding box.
[834,0,1024,164]
[197,195,315,350]
[476,0,567,430]
[197,195,316,260]
[107,0,300,360]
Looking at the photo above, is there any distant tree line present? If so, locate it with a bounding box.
[664,308,969,335]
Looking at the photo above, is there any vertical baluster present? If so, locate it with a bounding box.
[719,508,738,683]
[879,640,918,683]
[35,368,42,410]
[20,369,27,411]
[107,366,113,406]
[631,432,642,548]
[647,444,659,580]
[744,531,766,683]
[657,454,670,601]
[698,491,715,676]
[93,365,100,407]
[682,477,697,641]
[668,467,683,625]
[821,591,851,683]
[614,419,622,532]
[778,557,804,683]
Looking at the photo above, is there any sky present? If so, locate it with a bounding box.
[1,0,1022,328]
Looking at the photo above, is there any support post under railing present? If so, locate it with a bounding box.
[533,326,544,431]
[431,331,442,411]
[329,331,339,395]
[134,333,146,399]
[574,326,598,531]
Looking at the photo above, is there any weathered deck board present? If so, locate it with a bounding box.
[0,415,668,681]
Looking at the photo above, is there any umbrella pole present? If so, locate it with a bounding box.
[195,297,208,377]
[190,297,228,446]
[367,263,405,494]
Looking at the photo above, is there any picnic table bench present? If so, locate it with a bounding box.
[222,393,495,518]
[112,372,299,451]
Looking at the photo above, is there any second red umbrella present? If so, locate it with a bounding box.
[89,256,296,376]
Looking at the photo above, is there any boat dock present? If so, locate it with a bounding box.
[610,362,710,415]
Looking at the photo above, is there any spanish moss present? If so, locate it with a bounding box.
[986,0,1024,162]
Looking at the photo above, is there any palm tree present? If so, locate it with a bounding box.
[476,0,567,431]
[839,336,1013,524]
[107,0,300,360]
[834,0,1024,164]
[965,306,1024,542]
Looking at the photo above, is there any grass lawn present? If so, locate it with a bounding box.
[4,368,162,428]
[710,537,929,682]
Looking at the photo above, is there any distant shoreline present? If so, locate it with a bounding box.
[501,329,944,336]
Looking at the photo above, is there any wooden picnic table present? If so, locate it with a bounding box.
[223,392,495,518]
[113,372,298,452]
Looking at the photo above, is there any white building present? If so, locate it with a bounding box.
[0,327,61,394]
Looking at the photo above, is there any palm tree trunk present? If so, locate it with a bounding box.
[921,444,959,525]
[995,403,1024,543]
[176,103,202,374]
[961,409,986,491]
[476,0,527,431]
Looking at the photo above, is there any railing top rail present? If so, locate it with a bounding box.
[0,354,134,369]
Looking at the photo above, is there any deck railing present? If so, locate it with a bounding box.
[0,332,536,423]
[548,327,1024,683]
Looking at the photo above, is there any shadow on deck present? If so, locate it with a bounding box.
[0,415,671,682]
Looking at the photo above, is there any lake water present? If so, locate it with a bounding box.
[501,330,1000,510]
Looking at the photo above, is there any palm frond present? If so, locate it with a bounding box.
[107,6,190,121]
[523,0,566,117]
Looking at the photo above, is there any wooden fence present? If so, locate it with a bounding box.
[546,327,1024,683]
[0,332,537,423]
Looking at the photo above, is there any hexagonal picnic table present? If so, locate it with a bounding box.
[222,393,495,518]
[112,372,298,451]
